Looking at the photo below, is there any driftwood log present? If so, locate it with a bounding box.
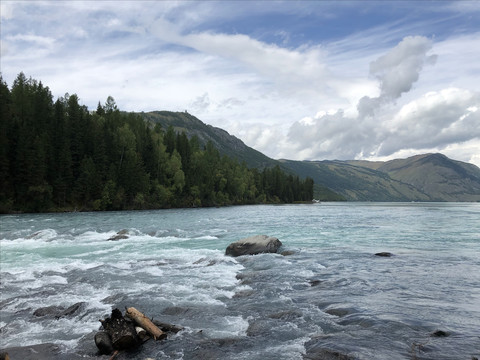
[99,308,139,351]
[125,307,167,340]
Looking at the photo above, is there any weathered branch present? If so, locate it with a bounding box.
[125,307,167,340]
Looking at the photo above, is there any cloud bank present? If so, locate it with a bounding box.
[1,1,479,166]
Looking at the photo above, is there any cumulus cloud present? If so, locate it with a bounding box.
[379,88,480,155]
[357,36,436,118]
[286,36,448,160]
[370,36,437,100]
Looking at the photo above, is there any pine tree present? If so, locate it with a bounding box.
[0,76,13,209]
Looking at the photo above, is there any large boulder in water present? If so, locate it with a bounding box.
[225,235,282,257]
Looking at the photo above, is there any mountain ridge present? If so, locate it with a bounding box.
[139,111,480,202]
[142,111,276,169]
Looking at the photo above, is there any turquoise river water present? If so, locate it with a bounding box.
[1,203,479,359]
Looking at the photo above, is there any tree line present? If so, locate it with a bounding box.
[0,73,313,213]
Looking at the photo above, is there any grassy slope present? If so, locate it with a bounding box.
[279,159,431,201]
[331,153,480,201]
[377,153,480,201]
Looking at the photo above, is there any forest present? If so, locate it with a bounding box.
[0,73,314,213]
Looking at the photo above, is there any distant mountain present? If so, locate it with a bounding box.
[279,159,431,201]
[362,153,480,201]
[281,154,480,202]
[139,111,480,202]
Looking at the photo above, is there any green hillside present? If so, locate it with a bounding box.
[377,153,480,201]
[279,159,430,202]
[283,154,480,202]
[141,111,276,169]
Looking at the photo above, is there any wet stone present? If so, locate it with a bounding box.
[162,306,192,316]
[303,337,357,360]
[325,308,350,318]
[225,235,282,257]
[108,229,130,241]
[33,302,85,319]
[374,252,393,257]
[431,330,450,337]
[233,290,255,298]
[303,348,356,360]
[268,309,303,321]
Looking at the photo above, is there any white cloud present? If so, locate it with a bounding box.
[369,36,437,101]
[285,36,440,160]
[1,1,479,167]
[0,2,14,20]
[149,18,329,99]
[6,33,55,47]
[2,33,56,60]
[190,92,211,113]
[421,32,480,91]
[380,88,480,155]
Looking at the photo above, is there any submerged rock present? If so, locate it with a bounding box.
[325,308,350,318]
[233,289,255,298]
[190,337,252,360]
[33,305,64,317]
[303,348,356,360]
[33,302,85,319]
[303,336,357,360]
[94,331,114,355]
[108,229,130,241]
[225,235,282,257]
[308,279,322,287]
[152,319,184,334]
[268,309,303,321]
[431,329,450,337]
[0,343,101,360]
[0,344,61,360]
[374,252,393,257]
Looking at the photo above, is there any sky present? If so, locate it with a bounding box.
[1,1,479,166]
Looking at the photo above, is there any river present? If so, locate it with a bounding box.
[1,203,479,359]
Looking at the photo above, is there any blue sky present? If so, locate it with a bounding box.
[1,1,479,166]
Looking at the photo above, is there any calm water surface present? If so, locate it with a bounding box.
[1,203,479,359]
